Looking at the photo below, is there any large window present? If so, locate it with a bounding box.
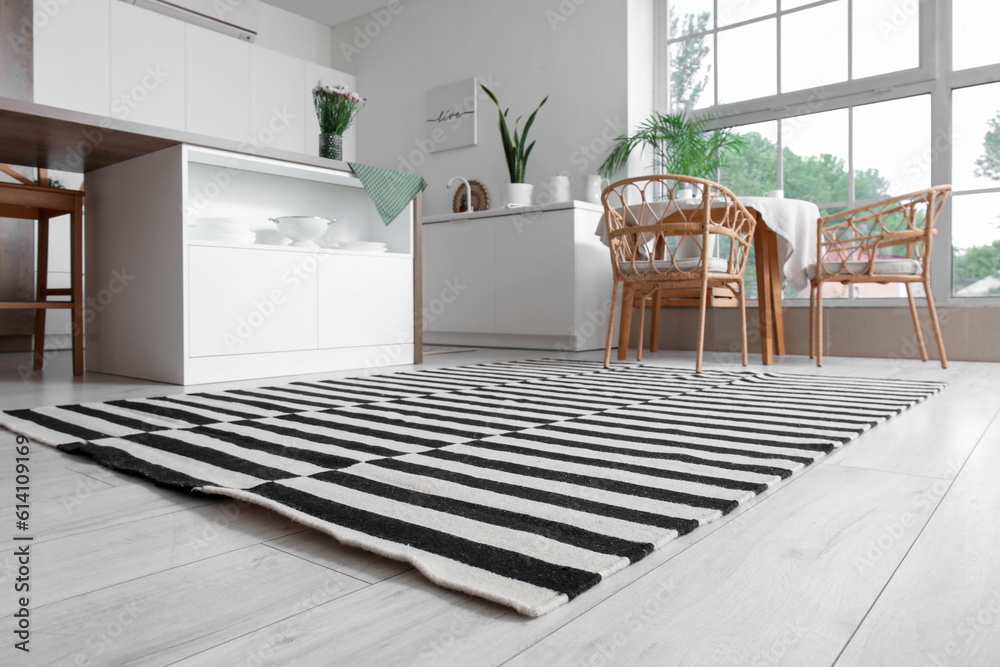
[666,0,919,114]
[662,0,1000,302]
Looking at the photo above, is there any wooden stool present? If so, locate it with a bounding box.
[0,177,84,375]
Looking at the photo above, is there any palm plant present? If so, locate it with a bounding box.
[481,84,548,184]
[598,112,746,180]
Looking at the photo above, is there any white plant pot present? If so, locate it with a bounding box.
[505,183,534,207]
[676,187,696,201]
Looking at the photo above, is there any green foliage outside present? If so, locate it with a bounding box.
[720,132,891,298]
[954,239,1000,292]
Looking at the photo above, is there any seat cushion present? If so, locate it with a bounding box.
[807,258,923,279]
[619,257,731,275]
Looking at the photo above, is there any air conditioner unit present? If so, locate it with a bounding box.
[121,0,259,43]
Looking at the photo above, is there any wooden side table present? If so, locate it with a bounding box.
[0,180,84,375]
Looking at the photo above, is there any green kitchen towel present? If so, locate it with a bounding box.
[349,162,428,226]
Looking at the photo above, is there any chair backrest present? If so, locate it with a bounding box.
[816,185,951,280]
[601,175,756,282]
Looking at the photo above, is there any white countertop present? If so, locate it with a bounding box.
[422,200,603,224]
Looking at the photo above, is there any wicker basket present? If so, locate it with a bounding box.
[452,180,490,213]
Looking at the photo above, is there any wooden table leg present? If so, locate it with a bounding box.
[765,226,786,357]
[33,214,50,371]
[71,198,84,376]
[754,219,774,366]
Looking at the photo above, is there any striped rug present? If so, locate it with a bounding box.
[0,360,946,616]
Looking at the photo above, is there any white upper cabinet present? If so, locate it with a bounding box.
[110,1,186,131]
[33,0,111,116]
[249,46,306,154]
[185,23,250,142]
[304,62,357,162]
[33,1,354,156]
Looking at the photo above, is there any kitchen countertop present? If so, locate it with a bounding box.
[423,200,603,224]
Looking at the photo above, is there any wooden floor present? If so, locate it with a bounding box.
[1,347,997,666]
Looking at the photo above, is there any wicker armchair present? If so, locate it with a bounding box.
[809,185,951,368]
[601,175,757,372]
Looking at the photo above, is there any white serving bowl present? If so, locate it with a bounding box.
[270,216,335,248]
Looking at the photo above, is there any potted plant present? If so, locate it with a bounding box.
[313,81,366,161]
[481,84,548,206]
[598,112,746,197]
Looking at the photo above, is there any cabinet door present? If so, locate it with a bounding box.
[185,24,250,142]
[318,255,413,349]
[304,62,357,162]
[33,0,111,116]
[250,46,306,154]
[494,211,575,336]
[188,246,317,357]
[422,221,495,334]
[110,1,185,131]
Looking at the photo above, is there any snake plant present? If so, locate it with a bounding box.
[481,84,548,184]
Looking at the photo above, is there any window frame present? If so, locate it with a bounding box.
[657,0,1000,307]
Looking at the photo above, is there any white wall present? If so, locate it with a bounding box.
[330,0,652,217]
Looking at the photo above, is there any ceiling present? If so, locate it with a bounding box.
[259,0,395,27]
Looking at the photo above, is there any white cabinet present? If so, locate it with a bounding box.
[250,46,306,154]
[32,1,357,157]
[85,144,416,385]
[185,24,250,142]
[33,0,111,116]
[422,202,617,351]
[188,246,318,357]
[318,255,413,349]
[110,1,186,130]
[423,220,496,334]
[494,214,575,336]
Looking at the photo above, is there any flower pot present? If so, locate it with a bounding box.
[505,183,534,207]
[319,133,343,161]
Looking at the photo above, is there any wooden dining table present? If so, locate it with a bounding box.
[598,196,821,365]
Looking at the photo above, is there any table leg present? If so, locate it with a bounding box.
[754,219,774,366]
[33,214,50,371]
[765,226,786,357]
[71,198,84,376]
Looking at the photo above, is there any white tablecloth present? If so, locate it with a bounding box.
[594,197,820,293]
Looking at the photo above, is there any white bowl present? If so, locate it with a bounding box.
[270,216,335,247]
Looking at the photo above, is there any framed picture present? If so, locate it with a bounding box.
[427,78,477,152]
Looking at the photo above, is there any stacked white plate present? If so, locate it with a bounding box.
[190,218,256,245]
[339,241,388,253]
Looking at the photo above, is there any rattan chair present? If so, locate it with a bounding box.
[809,185,951,368]
[601,175,757,372]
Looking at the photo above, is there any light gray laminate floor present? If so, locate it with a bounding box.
[0,347,996,666]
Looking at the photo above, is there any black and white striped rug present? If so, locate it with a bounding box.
[0,360,946,616]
